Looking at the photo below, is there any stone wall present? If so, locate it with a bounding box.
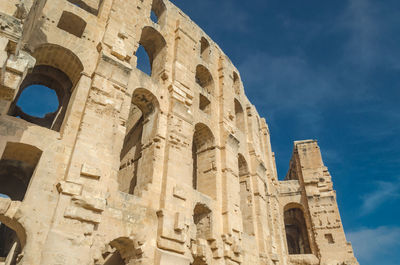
[0,1,359,265]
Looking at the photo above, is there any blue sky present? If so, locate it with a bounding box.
[12,1,400,264]
[169,0,400,264]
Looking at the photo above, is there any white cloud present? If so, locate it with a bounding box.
[360,177,400,215]
[347,226,400,265]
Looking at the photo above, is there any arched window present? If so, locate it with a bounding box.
[195,65,214,95]
[137,27,166,77]
[200,37,210,62]
[0,142,42,201]
[150,0,166,24]
[118,88,159,195]
[234,99,245,133]
[100,237,139,265]
[233,71,240,95]
[238,154,254,235]
[284,206,312,255]
[192,123,216,198]
[8,44,84,131]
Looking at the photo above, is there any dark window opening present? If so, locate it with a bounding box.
[325,233,335,244]
[0,142,42,201]
[233,71,240,95]
[199,93,210,114]
[195,65,214,95]
[8,65,73,131]
[200,37,210,62]
[57,11,87,38]
[284,207,312,255]
[0,223,21,265]
[151,0,166,25]
[136,27,166,77]
[103,250,125,265]
[101,237,139,265]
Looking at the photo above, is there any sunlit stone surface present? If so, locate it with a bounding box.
[0,1,358,264]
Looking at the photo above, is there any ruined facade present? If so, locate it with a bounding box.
[0,1,359,265]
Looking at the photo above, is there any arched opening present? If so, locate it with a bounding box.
[284,206,312,255]
[0,222,21,265]
[238,154,254,235]
[200,37,210,62]
[137,27,166,77]
[0,142,42,201]
[100,237,139,265]
[118,88,159,195]
[150,0,166,25]
[8,44,84,131]
[193,203,212,240]
[192,123,216,198]
[57,11,87,38]
[234,99,245,133]
[233,72,240,95]
[195,65,214,95]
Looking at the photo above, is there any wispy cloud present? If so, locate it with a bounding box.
[360,177,400,215]
[238,52,337,134]
[347,226,400,265]
[339,0,400,69]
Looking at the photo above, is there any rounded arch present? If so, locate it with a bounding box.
[195,65,214,95]
[238,153,249,177]
[284,202,305,212]
[118,88,160,195]
[283,204,312,255]
[138,26,166,76]
[192,123,216,198]
[131,87,160,117]
[193,123,215,152]
[32,43,84,86]
[234,98,245,133]
[8,44,84,131]
[100,237,139,265]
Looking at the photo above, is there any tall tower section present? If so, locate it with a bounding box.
[279,141,358,265]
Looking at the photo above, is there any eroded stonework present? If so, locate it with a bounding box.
[0,1,359,265]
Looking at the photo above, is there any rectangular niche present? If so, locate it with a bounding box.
[57,11,87,38]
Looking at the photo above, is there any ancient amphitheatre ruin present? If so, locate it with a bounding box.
[0,0,359,265]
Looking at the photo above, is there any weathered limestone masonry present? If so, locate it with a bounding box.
[0,1,359,265]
